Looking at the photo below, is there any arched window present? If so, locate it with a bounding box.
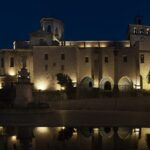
[89,82,93,88]
[47,25,51,33]
[104,81,111,90]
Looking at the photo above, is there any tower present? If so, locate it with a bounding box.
[30,18,64,46]
[40,18,64,41]
[127,16,150,46]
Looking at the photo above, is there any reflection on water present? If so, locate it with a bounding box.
[0,127,150,150]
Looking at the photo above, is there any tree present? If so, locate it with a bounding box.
[57,127,74,141]
[56,73,74,99]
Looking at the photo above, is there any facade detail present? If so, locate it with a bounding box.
[0,17,150,92]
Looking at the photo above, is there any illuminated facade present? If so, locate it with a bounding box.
[0,17,150,91]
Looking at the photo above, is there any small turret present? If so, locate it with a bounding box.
[30,18,64,46]
[40,18,64,41]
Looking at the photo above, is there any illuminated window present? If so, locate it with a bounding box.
[140,54,144,63]
[104,56,108,63]
[133,28,137,34]
[85,57,89,63]
[140,29,144,34]
[1,58,4,68]
[61,65,64,71]
[123,55,127,63]
[45,64,48,71]
[147,28,150,35]
[10,57,14,67]
[44,54,48,60]
[61,54,65,60]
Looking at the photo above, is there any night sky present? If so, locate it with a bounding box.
[0,0,150,48]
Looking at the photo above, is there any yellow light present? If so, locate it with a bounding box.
[35,80,48,91]
[100,43,107,47]
[134,128,140,133]
[0,126,4,133]
[124,43,130,47]
[0,83,2,89]
[8,69,16,76]
[73,132,78,136]
[86,43,92,48]
[36,127,49,133]
[94,80,99,88]
[61,86,65,91]
[62,126,65,130]
[55,84,61,91]
[134,84,141,89]
[11,135,17,142]
[94,128,99,134]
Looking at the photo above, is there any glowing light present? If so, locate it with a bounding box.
[134,84,141,89]
[0,126,4,134]
[11,135,17,142]
[134,128,140,133]
[86,43,92,48]
[94,80,99,88]
[35,80,48,91]
[0,82,2,89]
[8,69,16,76]
[36,127,49,133]
[100,43,107,47]
[56,84,61,91]
[94,128,99,134]
[124,43,130,47]
[73,132,78,136]
[62,126,65,130]
[61,86,65,91]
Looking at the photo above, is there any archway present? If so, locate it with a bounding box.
[79,77,93,90]
[118,76,133,91]
[100,77,114,91]
[104,81,111,90]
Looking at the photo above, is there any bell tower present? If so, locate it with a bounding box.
[40,18,64,41]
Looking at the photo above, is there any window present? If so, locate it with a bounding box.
[1,58,4,68]
[133,28,137,34]
[45,64,48,71]
[61,54,65,60]
[147,28,150,35]
[47,25,51,33]
[140,54,144,63]
[85,57,89,63]
[140,29,144,34]
[123,55,127,63]
[104,56,108,63]
[53,63,56,67]
[44,54,48,60]
[10,57,14,67]
[61,65,64,71]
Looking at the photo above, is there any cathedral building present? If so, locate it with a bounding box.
[0,17,150,92]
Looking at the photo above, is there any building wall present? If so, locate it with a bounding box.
[33,46,78,90]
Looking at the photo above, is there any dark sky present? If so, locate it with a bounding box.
[0,0,150,48]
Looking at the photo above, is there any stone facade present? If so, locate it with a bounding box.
[0,17,150,91]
